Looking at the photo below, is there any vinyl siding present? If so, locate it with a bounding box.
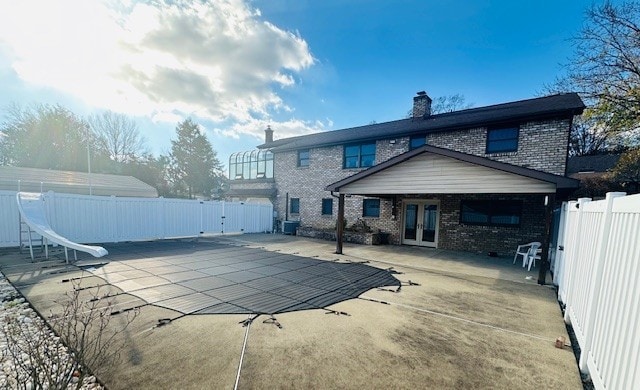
[339,153,556,194]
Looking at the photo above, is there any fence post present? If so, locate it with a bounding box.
[552,201,568,287]
[199,200,204,235]
[110,195,118,243]
[159,197,165,240]
[564,197,592,324]
[221,200,225,234]
[240,202,245,233]
[578,192,626,373]
[558,201,575,302]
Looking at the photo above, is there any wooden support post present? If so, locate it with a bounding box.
[335,193,345,254]
[538,193,555,285]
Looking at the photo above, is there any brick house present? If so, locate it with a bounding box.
[227,92,585,257]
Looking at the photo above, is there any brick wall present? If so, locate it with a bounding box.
[388,194,546,255]
[436,194,546,255]
[249,115,570,254]
[273,142,402,234]
[425,119,571,175]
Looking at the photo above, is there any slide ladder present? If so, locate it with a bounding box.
[16,192,108,263]
[19,216,44,258]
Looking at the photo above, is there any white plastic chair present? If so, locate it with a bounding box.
[527,247,542,271]
[513,242,541,269]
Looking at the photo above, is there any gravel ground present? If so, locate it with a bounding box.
[0,271,103,390]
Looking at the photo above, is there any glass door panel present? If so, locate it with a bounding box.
[422,204,437,244]
[402,201,439,247]
[404,204,418,240]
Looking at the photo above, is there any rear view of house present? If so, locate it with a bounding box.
[228,91,585,256]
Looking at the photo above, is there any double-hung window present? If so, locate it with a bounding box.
[486,126,519,153]
[297,149,309,167]
[290,198,300,214]
[460,200,522,227]
[344,142,376,168]
[362,199,380,218]
[321,198,333,215]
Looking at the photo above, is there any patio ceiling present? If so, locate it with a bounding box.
[326,145,579,195]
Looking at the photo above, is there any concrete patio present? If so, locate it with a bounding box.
[0,234,582,389]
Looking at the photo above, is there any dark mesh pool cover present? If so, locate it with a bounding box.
[86,240,400,315]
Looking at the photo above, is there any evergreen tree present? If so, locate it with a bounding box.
[169,118,223,198]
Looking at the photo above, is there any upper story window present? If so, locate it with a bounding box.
[460,200,522,227]
[344,142,376,169]
[362,198,380,218]
[229,150,273,180]
[486,126,519,154]
[410,135,427,150]
[298,149,310,167]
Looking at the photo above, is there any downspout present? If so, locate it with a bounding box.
[285,192,289,222]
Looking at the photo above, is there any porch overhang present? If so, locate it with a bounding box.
[325,145,579,195]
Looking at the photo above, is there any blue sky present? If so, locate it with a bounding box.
[0,1,599,173]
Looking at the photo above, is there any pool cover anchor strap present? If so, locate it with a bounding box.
[324,309,350,316]
[155,318,176,328]
[358,297,390,305]
[394,279,421,292]
[377,287,401,293]
[262,315,283,329]
[385,267,403,274]
[239,314,260,327]
[342,259,370,264]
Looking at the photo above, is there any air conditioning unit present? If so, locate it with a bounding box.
[282,221,300,235]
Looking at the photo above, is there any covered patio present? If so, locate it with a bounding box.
[326,145,579,284]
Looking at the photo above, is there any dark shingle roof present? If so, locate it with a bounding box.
[326,145,580,192]
[566,154,621,175]
[260,93,585,152]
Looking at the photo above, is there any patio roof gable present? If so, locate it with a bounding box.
[325,145,579,195]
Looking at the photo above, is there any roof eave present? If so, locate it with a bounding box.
[262,108,584,153]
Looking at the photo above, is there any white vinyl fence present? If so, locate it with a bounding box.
[554,192,639,390]
[0,190,273,248]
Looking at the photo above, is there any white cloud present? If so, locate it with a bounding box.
[0,0,316,136]
[214,117,328,141]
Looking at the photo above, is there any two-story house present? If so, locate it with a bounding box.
[227,91,585,257]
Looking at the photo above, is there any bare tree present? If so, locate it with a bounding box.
[569,115,610,156]
[406,93,473,117]
[89,111,147,163]
[431,94,473,114]
[611,147,640,193]
[3,281,138,389]
[558,1,640,133]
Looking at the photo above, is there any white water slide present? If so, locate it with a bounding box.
[16,192,108,262]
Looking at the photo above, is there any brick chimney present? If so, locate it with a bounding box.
[264,125,273,143]
[412,91,432,118]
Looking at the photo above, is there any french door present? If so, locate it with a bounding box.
[402,200,439,247]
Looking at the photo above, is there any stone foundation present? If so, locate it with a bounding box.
[296,226,390,245]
